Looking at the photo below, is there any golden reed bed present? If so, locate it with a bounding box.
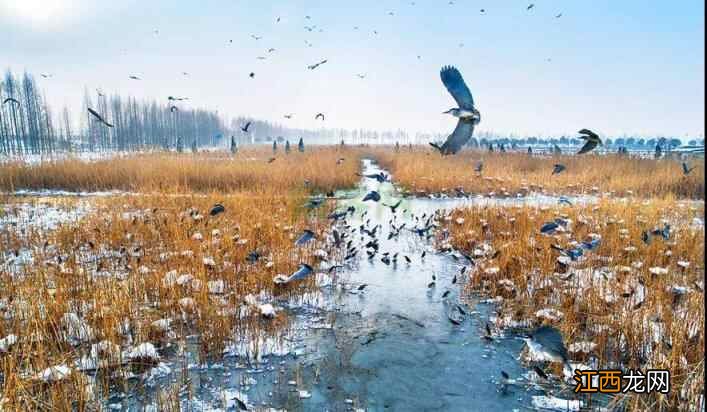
[0,147,364,410]
[441,198,704,411]
[371,147,704,199]
[0,147,360,194]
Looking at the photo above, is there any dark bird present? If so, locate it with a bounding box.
[501,370,509,380]
[2,97,19,105]
[40,73,52,78]
[527,4,534,10]
[474,162,483,173]
[540,221,560,234]
[251,35,262,40]
[359,172,388,183]
[641,230,651,245]
[249,72,255,78]
[552,164,566,175]
[382,200,402,213]
[274,263,314,284]
[532,365,548,380]
[241,122,252,132]
[577,129,602,154]
[430,66,480,155]
[362,191,381,202]
[315,113,325,121]
[357,284,368,291]
[87,108,114,128]
[555,13,562,18]
[307,59,328,70]
[209,203,225,216]
[524,326,571,370]
[682,162,696,175]
[284,114,293,119]
[170,105,178,113]
[483,323,493,341]
[267,157,276,163]
[295,229,316,246]
[128,75,141,80]
[356,74,366,79]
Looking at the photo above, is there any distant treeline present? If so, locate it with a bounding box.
[0,69,703,156]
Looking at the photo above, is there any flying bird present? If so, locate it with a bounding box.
[87,108,114,128]
[2,97,19,105]
[251,35,262,40]
[40,73,52,78]
[429,66,480,155]
[249,72,255,78]
[307,59,328,70]
[295,229,316,246]
[241,122,252,132]
[382,200,402,213]
[129,75,141,80]
[315,113,325,121]
[362,191,381,202]
[358,172,388,183]
[552,164,566,175]
[555,13,563,18]
[210,204,225,216]
[527,4,534,10]
[284,114,293,119]
[682,162,696,175]
[170,105,178,113]
[356,74,366,79]
[577,129,602,154]
[273,263,314,284]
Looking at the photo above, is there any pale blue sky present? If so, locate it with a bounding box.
[1,0,704,137]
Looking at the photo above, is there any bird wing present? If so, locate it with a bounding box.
[578,128,598,139]
[2,97,19,105]
[440,66,474,110]
[577,139,598,154]
[440,119,475,155]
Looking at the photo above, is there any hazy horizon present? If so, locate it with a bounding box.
[1,0,704,138]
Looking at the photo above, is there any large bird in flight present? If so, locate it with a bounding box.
[430,66,480,155]
[87,108,114,128]
[577,129,602,154]
[2,97,19,105]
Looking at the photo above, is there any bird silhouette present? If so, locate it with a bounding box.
[170,105,178,113]
[87,108,114,128]
[382,200,402,213]
[682,162,696,175]
[2,97,19,105]
[129,75,141,80]
[315,113,325,121]
[430,66,480,155]
[552,164,566,175]
[241,122,251,132]
[555,13,562,18]
[577,129,602,154]
[362,191,381,202]
[307,59,328,70]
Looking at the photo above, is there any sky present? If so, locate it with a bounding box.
[1,0,704,138]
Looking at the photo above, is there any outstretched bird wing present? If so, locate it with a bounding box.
[2,97,19,105]
[440,66,474,110]
[578,128,599,140]
[87,108,114,127]
[440,119,475,155]
[577,139,599,154]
